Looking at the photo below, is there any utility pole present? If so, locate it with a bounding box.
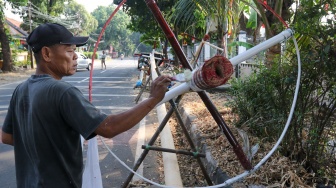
[28,0,34,69]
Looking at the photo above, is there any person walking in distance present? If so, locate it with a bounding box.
[1,23,172,188]
[101,50,106,70]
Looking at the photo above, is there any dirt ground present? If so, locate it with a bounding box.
[170,91,331,187]
[0,68,35,85]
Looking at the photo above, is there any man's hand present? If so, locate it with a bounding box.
[95,75,173,138]
[149,75,172,103]
[1,131,14,146]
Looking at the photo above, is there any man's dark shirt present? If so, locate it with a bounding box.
[2,75,107,188]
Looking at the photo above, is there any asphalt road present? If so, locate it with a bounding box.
[0,58,161,187]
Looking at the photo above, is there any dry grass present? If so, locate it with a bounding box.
[170,92,316,187]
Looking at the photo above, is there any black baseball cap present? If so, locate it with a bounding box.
[27,23,89,53]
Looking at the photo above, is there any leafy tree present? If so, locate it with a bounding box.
[123,0,178,58]
[0,0,27,72]
[129,32,152,54]
[250,0,294,67]
[1,0,96,72]
[63,1,97,36]
[91,5,135,57]
[168,0,295,65]
[167,0,206,44]
[16,0,95,35]
[168,0,238,54]
[17,0,70,30]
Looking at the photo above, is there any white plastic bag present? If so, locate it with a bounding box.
[82,137,103,188]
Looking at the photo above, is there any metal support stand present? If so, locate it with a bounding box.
[134,76,151,104]
[122,95,213,187]
[123,67,213,187]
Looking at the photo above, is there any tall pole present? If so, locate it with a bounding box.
[144,0,252,170]
[28,1,34,69]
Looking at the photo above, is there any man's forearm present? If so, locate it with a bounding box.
[95,97,159,138]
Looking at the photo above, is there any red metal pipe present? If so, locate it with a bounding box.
[144,0,252,170]
[88,0,127,102]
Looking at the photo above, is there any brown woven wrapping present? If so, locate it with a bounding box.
[192,55,233,90]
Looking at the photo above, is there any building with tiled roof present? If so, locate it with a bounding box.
[3,17,29,63]
[5,17,28,41]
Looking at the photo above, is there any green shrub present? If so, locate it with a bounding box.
[83,52,98,59]
[228,41,335,185]
[13,59,29,67]
[227,1,336,182]
[228,49,335,181]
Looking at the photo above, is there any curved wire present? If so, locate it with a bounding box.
[257,0,289,28]
[100,34,302,188]
[93,1,301,187]
[88,0,127,102]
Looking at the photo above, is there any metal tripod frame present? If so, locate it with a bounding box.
[122,93,214,187]
[144,0,252,170]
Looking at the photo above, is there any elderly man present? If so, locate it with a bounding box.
[1,23,171,188]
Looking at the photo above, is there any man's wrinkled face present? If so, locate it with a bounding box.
[46,44,78,78]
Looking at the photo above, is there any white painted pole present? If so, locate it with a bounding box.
[156,83,190,106]
[230,29,293,66]
[157,29,294,109]
[150,51,183,187]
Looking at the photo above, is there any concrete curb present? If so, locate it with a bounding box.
[150,52,183,187]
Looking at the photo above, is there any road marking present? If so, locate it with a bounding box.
[67,77,133,79]
[78,77,89,83]
[83,94,136,97]
[92,106,132,110]
[76,86,133,89]
[67,81,132,83]
[0,95,12,97]
[0,94,136,98]
[0,105,132,110]
[0,81,23,87]
[0,88,15,90]
[0,130,2,144]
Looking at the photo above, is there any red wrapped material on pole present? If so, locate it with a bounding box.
[191,56,233,90]
[144,0,252,170]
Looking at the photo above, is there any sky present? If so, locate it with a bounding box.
[74,0,113,13]
[4,3,21,21]
[4,0,113,21]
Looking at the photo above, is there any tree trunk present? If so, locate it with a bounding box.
[0,18,12,72]
[163,39,168,60]
[217,20,227,56]
[239,13,254,37]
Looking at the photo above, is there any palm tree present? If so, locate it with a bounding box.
[169,0,295,66]
[251,0,294,67]
[169,0,230,52]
